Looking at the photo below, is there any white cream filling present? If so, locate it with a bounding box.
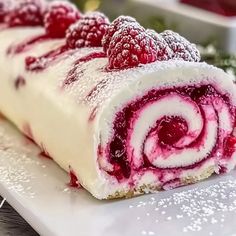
[144,104,217,168]
[130,94,203,168]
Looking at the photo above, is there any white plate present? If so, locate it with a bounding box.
[0,118,236,236]
[132,0,236,53]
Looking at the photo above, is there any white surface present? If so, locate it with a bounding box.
[132,0,236,53]
[1,119,236,236]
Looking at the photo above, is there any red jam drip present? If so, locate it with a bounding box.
[108,85,231,179]
[88,106,98,122]
[7,34,50,55]
[75,51,106,64]
[39,151,52,160]
[180,0,236,17]
[39,143,53,160]
[39,151,53,160]
[14,75,26,90]
[25,45,69,72]
[68,167,80,188]
[97,143,103,156]
[63,52,106,87]
[86,79,107,100]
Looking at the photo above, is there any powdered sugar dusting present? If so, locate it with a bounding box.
[160,30,201,62]
[0,119,42,198]
[61,50,232,113]
[126,177,236,235]
[0,118,70,199]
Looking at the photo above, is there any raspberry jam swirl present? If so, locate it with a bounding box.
[98,84,236,187]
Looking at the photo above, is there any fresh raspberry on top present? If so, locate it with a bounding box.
[5,0,46,27]
[146,29,174,61]
[44,1,82,38]
[160,30,201,62]
[102,15,138,53]
[66,12,110,49]
[107,24,158,70]
[0,0,12,22]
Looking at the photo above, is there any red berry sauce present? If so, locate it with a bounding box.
[86,79,108,100]
[7,34,50,55]
[62,51,106,87]
[68,166,80,188]
[157,116,188,146]
[25,44,69,72]
[88,106,99,122]
[223,135,236,158]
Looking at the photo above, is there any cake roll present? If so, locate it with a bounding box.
[0,0,236,199]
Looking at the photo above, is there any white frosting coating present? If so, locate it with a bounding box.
[0,26,235,199]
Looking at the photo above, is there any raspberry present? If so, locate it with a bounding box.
[160,30,201,62]
[6,0,46,27]
[146,29,174,61]
[66,12,110,49]
[107,24,158,70]
[0,0,12,22]
[102,15,138,53]
[44,1,82,38]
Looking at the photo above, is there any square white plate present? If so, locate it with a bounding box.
[0,118,236,236]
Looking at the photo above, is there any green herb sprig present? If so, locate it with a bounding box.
[201,50,236,75]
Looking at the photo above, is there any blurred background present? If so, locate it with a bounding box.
[70,0,236,75]
[71,0,236,47]
[72,0,176,33]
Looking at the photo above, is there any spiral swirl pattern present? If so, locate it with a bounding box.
[100,84,235,186]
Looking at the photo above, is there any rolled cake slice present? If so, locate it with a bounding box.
[0,25,236,199]
[0,2,236,199]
